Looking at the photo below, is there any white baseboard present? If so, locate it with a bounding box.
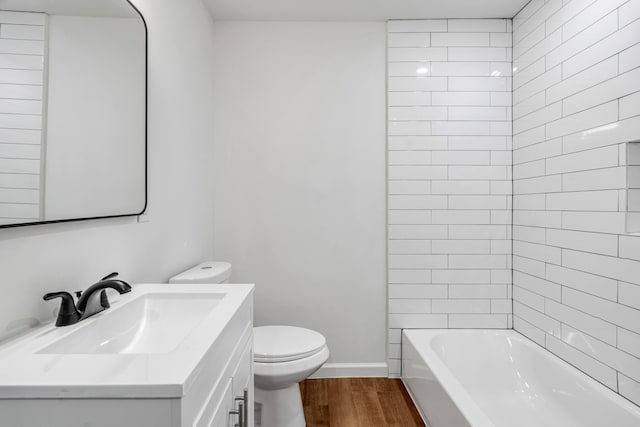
[309,362,389,378]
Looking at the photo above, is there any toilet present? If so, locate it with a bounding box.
[169,262,330,427]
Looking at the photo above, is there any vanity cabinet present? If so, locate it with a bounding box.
[0,285,254,427]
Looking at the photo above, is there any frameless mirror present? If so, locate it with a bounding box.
[0,0,146,227]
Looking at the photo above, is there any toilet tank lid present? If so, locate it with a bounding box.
[168,261,232,284]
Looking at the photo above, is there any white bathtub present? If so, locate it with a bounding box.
[402,329,640,427]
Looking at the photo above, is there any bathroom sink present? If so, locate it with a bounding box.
[0,283,254,399]
[38,293,224,354]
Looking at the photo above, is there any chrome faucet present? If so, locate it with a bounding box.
[43,272,132,326]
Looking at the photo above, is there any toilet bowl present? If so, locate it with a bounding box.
[169,262,330,427]
[253,325,330,427]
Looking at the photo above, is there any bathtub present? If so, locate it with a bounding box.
[402,329,640,427]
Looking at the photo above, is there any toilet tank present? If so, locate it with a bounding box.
[169,261,232,284]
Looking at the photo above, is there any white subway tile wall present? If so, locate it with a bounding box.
[387,19,513,377]
[0,11,45,224]
[513,0,640,405]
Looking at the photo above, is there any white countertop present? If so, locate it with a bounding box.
[0,283,254,399]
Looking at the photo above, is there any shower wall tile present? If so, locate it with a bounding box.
[513,0,640,405]
[387,18,512,377]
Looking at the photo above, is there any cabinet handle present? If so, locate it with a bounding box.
[243,388,248,426]
[234,388,249,426]
[236,401,244,427]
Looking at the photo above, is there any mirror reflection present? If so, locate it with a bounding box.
[0,0,146,227]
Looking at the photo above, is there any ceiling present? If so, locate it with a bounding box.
[203,0,531,21]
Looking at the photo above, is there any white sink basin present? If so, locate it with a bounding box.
[38,293,224,354]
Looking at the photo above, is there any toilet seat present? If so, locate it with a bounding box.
[254,325,326,363]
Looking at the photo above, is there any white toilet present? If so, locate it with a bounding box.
[169,262,330,427]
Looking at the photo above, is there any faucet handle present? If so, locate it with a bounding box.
[43,291,70,302]
[100,289,110,309]
[43,292,81,327]
[101,272,119,281]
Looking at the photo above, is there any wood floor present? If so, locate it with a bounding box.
[300,378,425,427]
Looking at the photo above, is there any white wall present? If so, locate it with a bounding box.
[513,0,640,405]
[210,22,387,372]
[45,15,145,220]
[386,19,513,376]
[0,0,217,341]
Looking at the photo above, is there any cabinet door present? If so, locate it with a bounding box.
[207,379,234,427]
[231,339,253,427]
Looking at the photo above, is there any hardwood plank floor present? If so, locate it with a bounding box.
[300,378,425,427]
